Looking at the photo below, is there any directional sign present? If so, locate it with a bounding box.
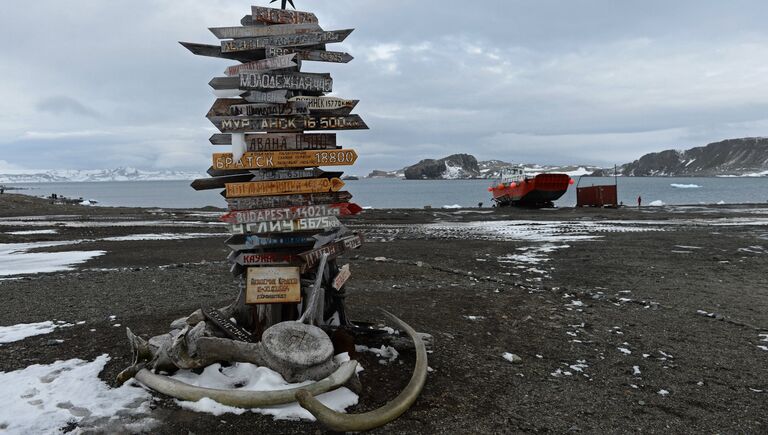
[289,96,359,114]
[266,46,354,64]
[299,234,363,271]
[222,29,353,53]
[252,6,319,25]
[213,149,358,170]
[230,216,342,235]
[227,191,353,210]
[210,133,338,151]
[251,168,341,182]
[191,173,257,191]
[224,54,298,77]
[209,72,332,93]
[225,178,345,198]
[210,115,368,133]
[207,99,308,117]
[242,90,290,104]
[246,266,301,305]
[179,42,258,62]
[202,307,256,343]
[220,203,362,225]
[232,251,302,266]
[211,23,322,40]
[332,264,352,290]
[226,234,316,251]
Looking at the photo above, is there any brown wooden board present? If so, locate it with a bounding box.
[231,216,342,235]
[224,54,298,77]
[179,41,263,62]
[209,72,332,93]
[210,23,322,40]
[266,46,354,63]
[289,96,359,114]
[213,149,358,170]
[207,166,251,177]
[332,264,352,290]
[299,234,363,271]
[225,178,345,198]
[210,133,337,151]
[190,173,257,191]
[207,99,309,117]
[231,251,303,267]
[243,90,290,104]
[246,266,301,304]
[202,307,257,343]
[227,191,353,211]
[221,30,353,53]
[252,6,319,25]
[220,203,362,225]
[210,115,368,133]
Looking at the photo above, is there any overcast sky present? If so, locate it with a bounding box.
[1,0,767,175]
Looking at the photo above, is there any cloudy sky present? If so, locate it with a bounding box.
[1,0,767,175]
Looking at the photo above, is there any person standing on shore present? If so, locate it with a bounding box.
[637,195,642,208]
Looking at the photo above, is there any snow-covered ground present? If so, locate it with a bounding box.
[0,321,73,344]
[0,241,105,277]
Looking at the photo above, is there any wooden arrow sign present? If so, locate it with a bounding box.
[213,149,358,170]
[179,42,259,62]
[227,191,353,210]
[230,216,342,235]
[232,251,303,267]
[266,46,354,64]
[207,99,309,118]
[221,30,354,53]
[332,264,352,290]
[225,178,345,198]
[221,203,363,225]
[243,91,290,104]
[299,234,363,271]
[226,234,316,251]
[191,173,257,191]
[210,115,368,133]
[250,168,341,182]
[210,133,338,152]
[224,54,298,77]
[211,23,322,40]
[252,6,319,24]
[209,72,332,93]
[289,96,359,114]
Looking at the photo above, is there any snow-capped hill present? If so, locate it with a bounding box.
[0,167,206,183]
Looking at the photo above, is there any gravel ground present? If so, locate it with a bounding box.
[1,193,767,434]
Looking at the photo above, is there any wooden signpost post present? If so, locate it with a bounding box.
[186,1,365,338]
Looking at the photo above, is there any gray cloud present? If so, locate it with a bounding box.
[0,0,767,174]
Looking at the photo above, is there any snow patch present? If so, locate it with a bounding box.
[649,200,666,207]
[0,321,72,344]
[5,230,58,236]
[0,241,105,276]
[102,233,222,242]
[670,184,701,189]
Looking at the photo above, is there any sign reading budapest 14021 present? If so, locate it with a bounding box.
[213,150,358,170]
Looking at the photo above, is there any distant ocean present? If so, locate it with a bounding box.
[5,177,768,209]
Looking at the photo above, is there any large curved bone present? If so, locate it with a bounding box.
[134,360,358,408]
[295,310,428,432]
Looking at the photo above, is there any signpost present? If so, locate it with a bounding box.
[212,150,358,170]
[299,234,363,271]
[221,29,353,53]
[232,252,302,266]
[265,46,354,63]
[246,267,302,304]
[230,216,342,235]
[332,264,351,290]
[207,99,309,117]
[209,72,333,93]
[211,23,322,40]
[210,115,368,133]
[224,177,345,198]
[223,54,298,76]
[210,133,338,151]
[226,191,353,210]
[252,6,319,25]
[220,203,362,225]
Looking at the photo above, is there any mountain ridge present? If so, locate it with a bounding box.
[0,167,206,183]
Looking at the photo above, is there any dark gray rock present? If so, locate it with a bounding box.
[404,154,480,180]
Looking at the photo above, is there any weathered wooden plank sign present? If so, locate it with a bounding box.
[191,173,257,191]
[226,234,316,251]
[250,168,342,182]
[220,203,362,225]
[207,99,309,117]
[221,30,354,53]
[225,177,345,198]
[210,115,368,133]
[227,191,354,210]
[230,216,342,235]
[266,46,354,64]
[289,96,359,113]
[210,133,338,151]
[202,307,256,343]
[179,42,258,62]
[213,150,358,170]
[299,234,364,270]
[252,6,319,25]
[211,23,322,40]
[243,90,290,104]
[246,266,301,304]
[209,72,332,93]
[224,54,298,77]
[233,251,302,266]
[332,264,352,290]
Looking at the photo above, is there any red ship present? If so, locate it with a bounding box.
[489,167,574,207]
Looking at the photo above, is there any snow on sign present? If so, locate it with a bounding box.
[246,266,301,304]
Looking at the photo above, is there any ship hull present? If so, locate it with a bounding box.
[491,173,570,207]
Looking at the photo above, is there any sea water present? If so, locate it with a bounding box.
[5,177,768,209]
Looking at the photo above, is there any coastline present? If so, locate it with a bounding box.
[1,193,767,432]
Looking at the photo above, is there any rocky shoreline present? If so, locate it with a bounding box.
[1,193,767,433]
